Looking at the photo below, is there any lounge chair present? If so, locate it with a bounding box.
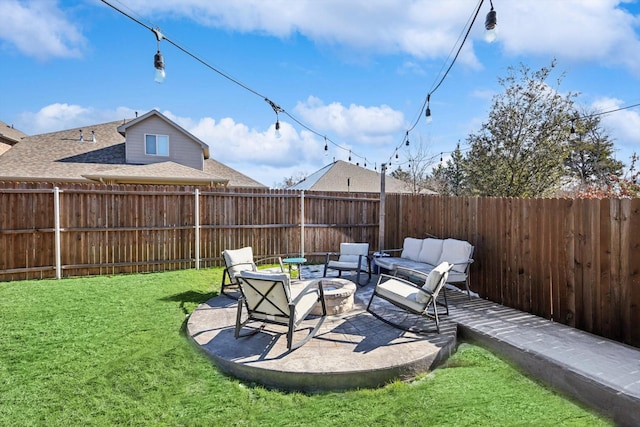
[366,262,453,333]
[322,242,372,286]
[221,247,285,298]
[235,271,327,350]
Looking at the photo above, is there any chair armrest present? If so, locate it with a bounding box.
[380,248,402,255]
[291,279,323,305]
[448,258,474,271]
[324,252,340,264]
[255,256,285,272]
[393,266,428,285]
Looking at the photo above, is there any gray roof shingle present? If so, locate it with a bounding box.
[0,115,266,188]
[288,160,419,193]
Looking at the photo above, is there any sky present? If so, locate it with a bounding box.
[1,0,640,188]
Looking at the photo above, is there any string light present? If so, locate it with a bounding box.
[102,0,501,173]
[99,0,377,168]
[152,28,165,83]
[485,0,497,42]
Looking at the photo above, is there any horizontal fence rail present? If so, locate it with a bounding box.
[1,182,639,348]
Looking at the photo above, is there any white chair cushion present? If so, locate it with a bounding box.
[239,271,292,316]
[338,243,369,270]
[400,238,423,261]
[240,270,290,288]
[223,247,256,279]
[416,262,452,303]
[438,239,473,273]
[375,277,426,313]
[417,238,443,265]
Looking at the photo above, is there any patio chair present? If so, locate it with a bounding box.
[221,247,285,298]
[235,271,327,350]
[366,262,453,333]
[322,242,372,286]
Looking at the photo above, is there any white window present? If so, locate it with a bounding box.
[145,134,169,156]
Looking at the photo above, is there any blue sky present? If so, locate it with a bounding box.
[1,0,640,187]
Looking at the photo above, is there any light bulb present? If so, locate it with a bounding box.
[154,51,165,83]
[275,120,281,138]
[484,28,497,43]
[425,106,432,124]
[484,8,497,43]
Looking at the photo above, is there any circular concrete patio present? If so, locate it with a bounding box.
[186,279,458,392]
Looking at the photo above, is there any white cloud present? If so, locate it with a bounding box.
[18,103,137,134]
[499,0,640,74]
[293,96,405,146]
[0,0,86,60]
[162,111,324,168]
[591,97,640,162]
[120,0,484,67]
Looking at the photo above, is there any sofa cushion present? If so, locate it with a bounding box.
[417,238,443,265]
[400,238,423,261]
[438,239,473,273]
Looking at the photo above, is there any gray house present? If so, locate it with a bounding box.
[0,110,265,187]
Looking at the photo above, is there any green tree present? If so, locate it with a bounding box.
[565,110,623,188]
[430,144,467,195]
[462,60,576,197]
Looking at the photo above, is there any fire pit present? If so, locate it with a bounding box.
[311,278,357,315]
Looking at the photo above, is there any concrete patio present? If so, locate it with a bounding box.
[187,266,640,426]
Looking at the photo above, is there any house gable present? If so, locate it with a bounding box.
[118,110,209,170]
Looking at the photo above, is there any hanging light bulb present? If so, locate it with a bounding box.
[484,1,497,43]
[405,131,410,146]
[364,159,367,168]
[425,94,432,124]
[348,150,352,162]
[569,118,577,140]
[275,119,281,138]
[154,51,165,83]
[324,137,328,151]
[152,28,165,83]
[265,98,283,139]
[440,152,443,162]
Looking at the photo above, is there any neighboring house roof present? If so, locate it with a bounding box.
[0,120,27,146]
[288,160,417,193]
[0,111,266,188]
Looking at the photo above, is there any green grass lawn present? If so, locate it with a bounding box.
[0,269,612,426]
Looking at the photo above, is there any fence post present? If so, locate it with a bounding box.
[379,163,386,254]
[54,187,62,279]
[194,188,200,270]
[300,190,305,257]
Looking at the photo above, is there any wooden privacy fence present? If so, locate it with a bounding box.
[0,183,379,281]
[384,194,640,347]
[2,182,639,347]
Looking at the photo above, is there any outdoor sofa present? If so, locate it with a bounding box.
[374,237,474,298]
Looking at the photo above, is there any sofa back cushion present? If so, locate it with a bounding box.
[437,239,473,273]
[417,238,444,265]
[400,238,423,261]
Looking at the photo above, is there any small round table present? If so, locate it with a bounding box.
[282,257,307,279]
[311,278,357,316]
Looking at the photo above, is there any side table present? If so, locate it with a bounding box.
[282,257,307,279]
